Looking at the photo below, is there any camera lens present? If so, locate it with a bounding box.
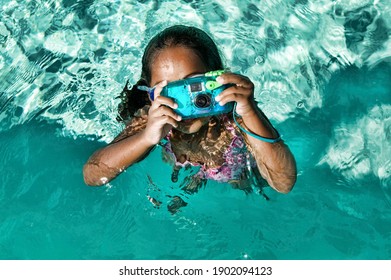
[194,94,211,108]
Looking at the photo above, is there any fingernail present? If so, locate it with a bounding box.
[177,115,182,121]
[216,76,224,83]
[215,95,221,101]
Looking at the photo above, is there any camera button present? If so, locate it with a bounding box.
[205,81,221,90]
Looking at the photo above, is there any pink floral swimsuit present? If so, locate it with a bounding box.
[162,119,252,183]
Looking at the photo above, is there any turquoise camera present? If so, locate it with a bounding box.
[159,70,233,119]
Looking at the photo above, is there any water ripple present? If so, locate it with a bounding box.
[319,105,391,201]
[1,0,391,259]
[1,0,390,141]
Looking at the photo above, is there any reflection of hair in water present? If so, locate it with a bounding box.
[117,25,224,122]
[148,160,269,214]
[166,116,232,168]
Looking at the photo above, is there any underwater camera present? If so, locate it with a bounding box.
[159,70,233,119]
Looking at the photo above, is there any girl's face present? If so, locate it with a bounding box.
[150,46,210,134]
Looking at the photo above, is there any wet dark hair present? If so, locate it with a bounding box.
[117,25,224,122]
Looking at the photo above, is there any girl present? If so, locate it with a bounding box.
[83,25,297,206]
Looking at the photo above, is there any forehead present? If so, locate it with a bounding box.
[150,46,207,86]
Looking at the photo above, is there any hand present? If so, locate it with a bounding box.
[215,73,256,116]
[142,80,182,145]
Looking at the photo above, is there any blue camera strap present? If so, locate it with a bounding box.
[137,85,155,100]
[233,103,282,144]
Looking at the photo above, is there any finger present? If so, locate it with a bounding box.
[154,115,179,128]
[156,106,182,121]
[150,105,182,121]
[217,73,254,89]
[215,85,251,104]
[217,93,248,107]
[152,80,168,98]
[153,95,178,109]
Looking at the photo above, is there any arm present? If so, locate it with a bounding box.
[83,80,182,186]
[236,101,297,193]
[82,116,155,186]
[215,73,297,193]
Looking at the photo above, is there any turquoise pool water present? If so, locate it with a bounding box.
[0,0,390,260]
